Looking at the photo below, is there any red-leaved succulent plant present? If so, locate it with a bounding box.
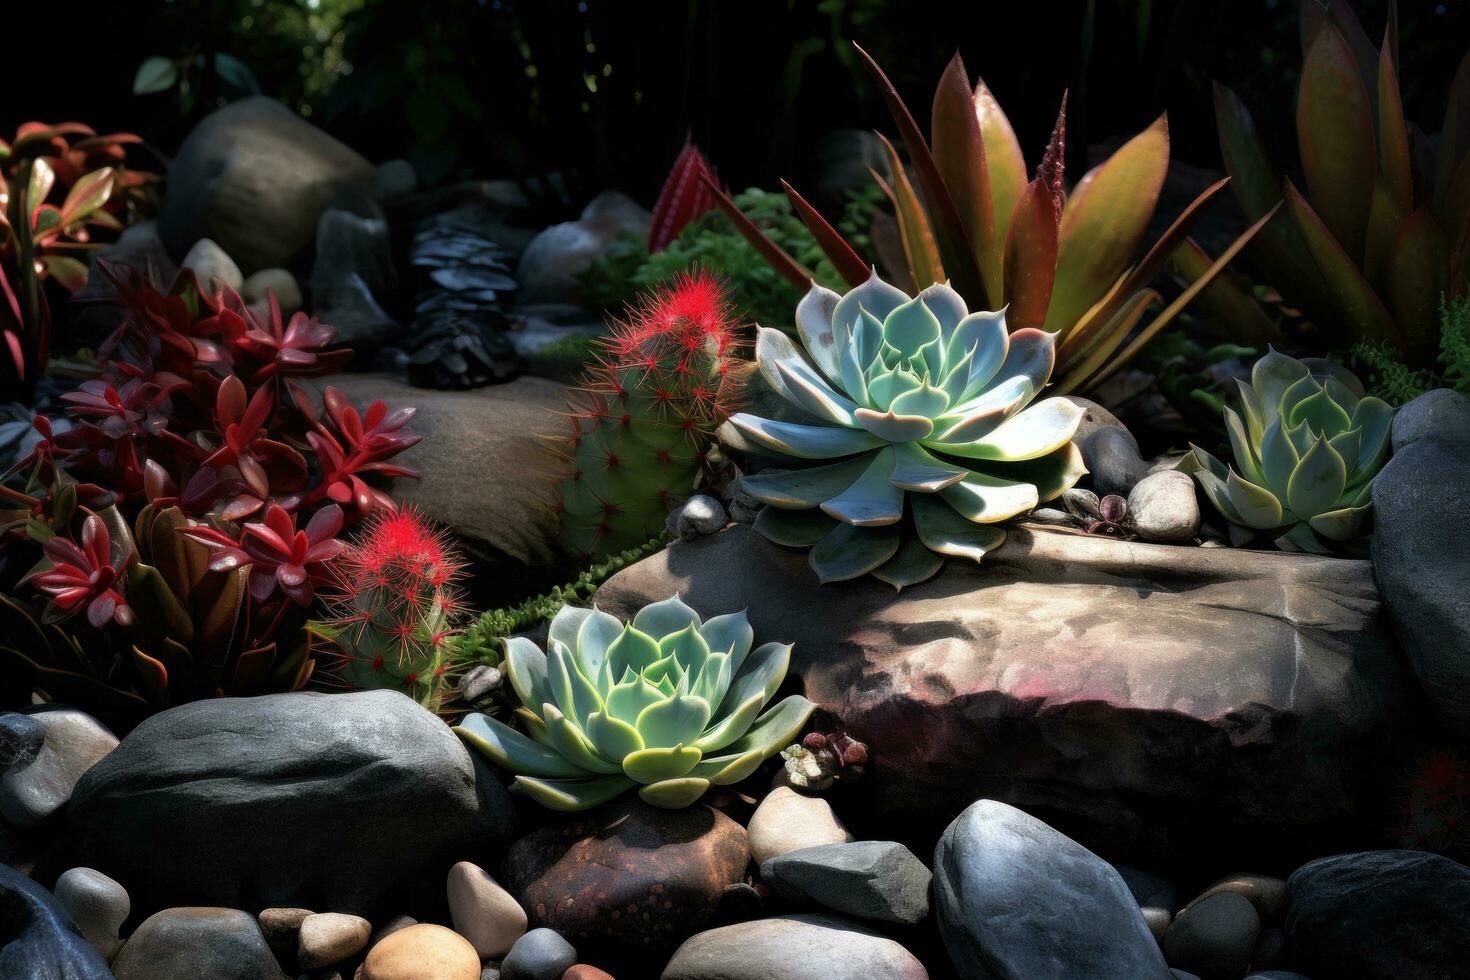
[23,513,133,627]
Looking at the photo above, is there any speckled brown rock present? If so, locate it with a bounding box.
[501,797,748,953]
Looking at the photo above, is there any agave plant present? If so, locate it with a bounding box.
[1180,349,1393,553]
[726,272,1085,587]
[455,596,814,812]
[1216,0,1469,369]
[706,45,1276,394]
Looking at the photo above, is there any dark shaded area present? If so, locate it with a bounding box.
[10,1,1468,209]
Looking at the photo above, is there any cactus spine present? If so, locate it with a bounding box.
[557,272,741,560]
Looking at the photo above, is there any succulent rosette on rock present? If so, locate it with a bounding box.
[1181,348,1393,553]
[455,596,813,811]
[726,272,1086,587]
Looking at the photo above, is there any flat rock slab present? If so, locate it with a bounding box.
[324,374,567,575]
[596,525,1409,864]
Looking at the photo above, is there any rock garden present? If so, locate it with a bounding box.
[2,1,1469,978]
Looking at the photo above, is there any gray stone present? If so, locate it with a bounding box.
[241,268,303,315]
[667,494,727,541]
[180,238,244,292]
[1372,430,1470,736]
[1084,426,1151,496]
[323,374,565,572]
[0,863,112,978]
[499,928,576,980]
[112,907,286,980]
[311,207,399,349]
[459,665,503,704]
[158,97,376,274]
[1128,470,1201,542]
[746,786,853,865]
[298,912,371,969]
[260,907,313,964]
[375,159,418,200]
[933,800,1171,980]
[516,191,650,304]
[1171,972,1202,980]
[69,690,513,915]
[313,273,399,350]
[1114,865,1177,910]
[1184,873,1288,921]
[446,860,526,958]
[1252,926,1286,969]
[660,913,928,979]
[761,840,930,926]
[54,867,129,962]
[1,707,118,829]
[1161,891,1260,980]
[1389,388,1470,451]
[1245,973,1309,979]
[1286,849,1470,979]
[596,525,1409,863]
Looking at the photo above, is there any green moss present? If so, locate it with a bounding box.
[1349,294,1470,405]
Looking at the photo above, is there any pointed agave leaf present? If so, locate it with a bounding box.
[1435,49,1470,212]
[548,605,594,657]
[455,713,587,779]
[795,283,844,383]
[690,749,765,785]
[873,532,946,590]
[1385,208,1451,368]
[517,774,636,813]
[695,693,766,753]
[1045,115,1169,336]
[698,611,755,665]
[1003,179,1059,330]
[1165,239,1281,346]
[974,76,1028,278]
[853,42,987,306]
[604,670,665,725]
[985,441,1086,502]
[1282,180,1400,347]
[740,456,873,510]
[757,326,859,425]
[1377,34,1413,214]
[636,695,712,748]
[910,493,1004,562]
[1300,0,1382,99]
[808,521,901,582]
[1213,83,1289,228]
[871,140,944,292]
[585,711,644,762]
[573,607,624,684]
[753,506,839,547]
[889,441,969,492]
[933,52,1001,304]
[781,179,869,287]
[701,174,814,289]
[720,694,816,759]
[1297,21,1378,260]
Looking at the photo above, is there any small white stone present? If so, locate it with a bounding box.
[181,238,244,292]
[746,786,854,865]
[298,911,372,969]
[667,494,727,541]
[1127,470,1202,543]
[53,867,129,962]
[241,268,302,314]
[447,860,527,958]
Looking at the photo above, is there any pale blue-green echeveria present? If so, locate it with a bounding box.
[725,271,1086,588]
[1180,348,1393,553]
[454,596,814,811]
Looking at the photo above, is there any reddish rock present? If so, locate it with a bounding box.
[562,966,616,980]
[502,797,748,952]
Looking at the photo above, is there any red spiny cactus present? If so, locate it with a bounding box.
[556,272,743,560]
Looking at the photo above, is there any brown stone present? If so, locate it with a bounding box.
[361,924,478,980]
[501,797,749,953]
[562,967,616,980]
[594,524,1410,868]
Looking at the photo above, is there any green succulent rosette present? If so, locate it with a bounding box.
[455,596,814,811]
[1181,348,1394,553]
[725,271,1086,587]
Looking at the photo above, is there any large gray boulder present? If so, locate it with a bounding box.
[933,800,1172,979]
[69,690,513,915]
[1286,850,1470,979]
[0,864,112,979]
[158,97,376,274]
[1372,391,1470,736]
[322,374,567,572]
[596,524,1409,864]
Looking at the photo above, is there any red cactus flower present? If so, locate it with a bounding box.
[183,503,345,605]
[24,514,133,628]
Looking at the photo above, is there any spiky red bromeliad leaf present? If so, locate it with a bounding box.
[647,140,721,253]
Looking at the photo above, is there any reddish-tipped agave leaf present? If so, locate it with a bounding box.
[1297,20,1377,260]
[648,141,720,253]
[873,134,945,291]
[1386,208,1451,366]
[1003,178,1060,331]
[1165,239,1283,346]
[699,174,815,290]
[974,77,1028,286]
[780,179,869,287]
[1046,114,1169,337]
[1364,178,1409,291]
[852,42,988,307]
[932,52,1000,302]
[1377,33,1413,214]
[1300,0,1381,102]
[1283,178,1400,347]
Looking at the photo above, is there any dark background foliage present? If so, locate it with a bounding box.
[9,0,1467,207]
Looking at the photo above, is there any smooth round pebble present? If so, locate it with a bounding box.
[746,787,853,864]
[667,494,727,540]
[260,907,313,961]
[362,923,479,980]
[53,867,129,962]
[447,860,527,958]
[1127,470,1201,542]
[561,967,614,980]
[181,238,244,291]
[1186,873,1288,921]
[500,928,577,980]
[299,912,371,969]
[1162,891,1260,980]
[241,267,302,313]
